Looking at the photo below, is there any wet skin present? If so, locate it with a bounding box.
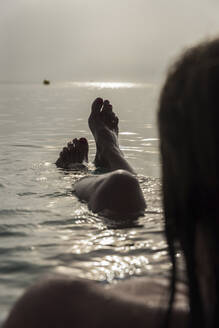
[56,98,146,219]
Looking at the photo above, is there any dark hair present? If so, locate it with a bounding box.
[158,38,219,328]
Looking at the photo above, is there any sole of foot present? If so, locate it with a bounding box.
[88,98,119,168]
[56,137,88,170]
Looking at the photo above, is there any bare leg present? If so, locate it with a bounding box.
[88,98,135,174]
[74,169,146,219]
[74,98,146,218]
[54,98,146,217]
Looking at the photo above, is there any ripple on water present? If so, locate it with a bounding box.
[0,245,36,256]
[42,217,88,226]
[11,144,43,149]
[0,223,34,238]
[0,208,51,217]
[0,260,47,275]
[17,192,37,196]
[0,227,26,238]
[37,191,70,198]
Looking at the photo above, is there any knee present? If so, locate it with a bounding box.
[106,170,140,192]
[89,170,146,218]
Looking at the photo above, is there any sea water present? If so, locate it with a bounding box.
[0,81,170,325]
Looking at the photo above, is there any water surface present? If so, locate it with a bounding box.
[0,81,170,325]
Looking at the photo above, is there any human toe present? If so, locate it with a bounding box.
[102,99,112,113]
[91,97,103,114]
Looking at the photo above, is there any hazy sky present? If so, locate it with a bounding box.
[1,0,219,82]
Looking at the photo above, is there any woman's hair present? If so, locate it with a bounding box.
[158,38,219,328]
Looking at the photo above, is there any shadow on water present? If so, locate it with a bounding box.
[99,216,144,230]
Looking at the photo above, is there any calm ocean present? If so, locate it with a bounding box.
[0,81,170,325]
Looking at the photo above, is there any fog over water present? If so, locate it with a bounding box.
[1,0,219,83]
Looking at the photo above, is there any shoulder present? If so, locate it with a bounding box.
[107,277,189,328]
[4,275,188,328]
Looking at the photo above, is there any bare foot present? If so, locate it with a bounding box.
[88,98,121,168]
[56,137,88,169]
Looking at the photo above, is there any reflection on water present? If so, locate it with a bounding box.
[0,81,168,324]
[53,215,170,283]
[71,81,155,89]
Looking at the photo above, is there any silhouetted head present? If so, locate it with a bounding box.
[158,38,219,327]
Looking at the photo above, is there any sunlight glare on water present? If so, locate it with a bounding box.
[70,81,155,89]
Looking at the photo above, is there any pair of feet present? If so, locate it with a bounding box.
[56,98,120,170]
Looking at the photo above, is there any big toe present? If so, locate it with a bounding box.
[102,99,112,113]
[91,97,103,115]
[100,100,118,131]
